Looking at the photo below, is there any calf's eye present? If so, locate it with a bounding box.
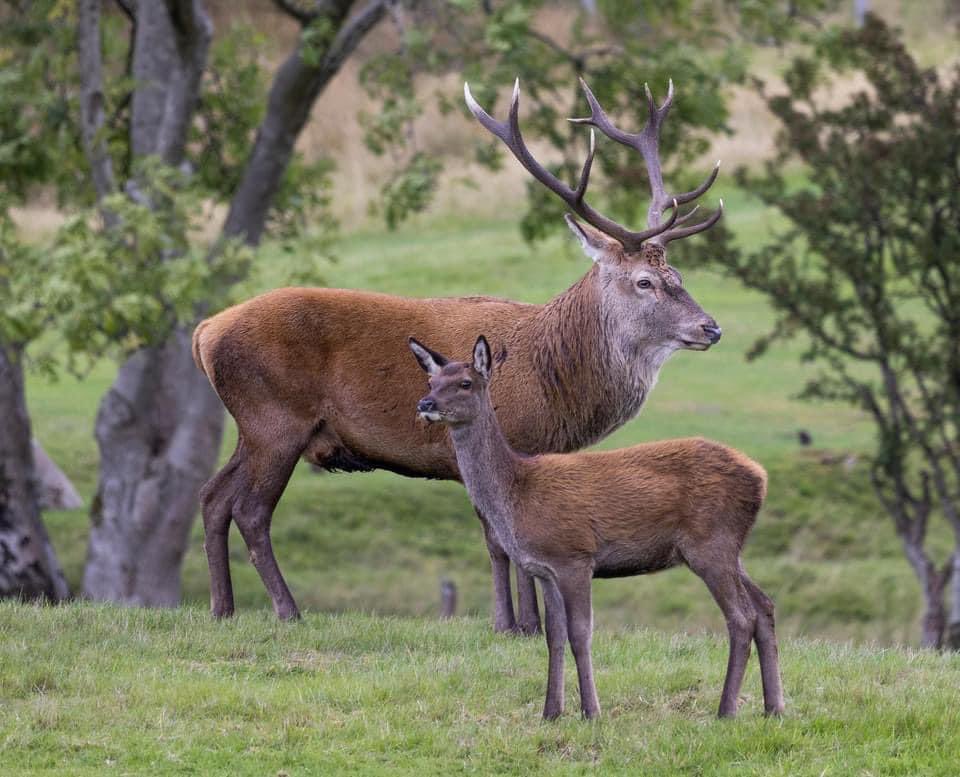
[460,380,472,389]
[636,278,653,289]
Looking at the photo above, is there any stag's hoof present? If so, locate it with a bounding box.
[516,621,542,637]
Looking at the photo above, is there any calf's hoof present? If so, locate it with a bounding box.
[275,605,302,622]
[211,602,235,620]
[542,705,563,721]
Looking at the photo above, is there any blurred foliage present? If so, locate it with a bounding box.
[0,0,335,372]
[41,162,250,374]
[360,0,837,235]
[715,14,960,644]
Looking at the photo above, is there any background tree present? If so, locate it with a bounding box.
[714,14,960,649]
[0,7,86,602]
[75,0,382,605]
[2,0,838,605]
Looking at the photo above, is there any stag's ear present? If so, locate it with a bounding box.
[473,335,492,380]
[564,214,623,265]
[408,337,448,376]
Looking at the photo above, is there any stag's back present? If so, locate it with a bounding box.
[192,286,547,477]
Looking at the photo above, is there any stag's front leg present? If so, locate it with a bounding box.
[478,511,517,633]
[516,567,542,636]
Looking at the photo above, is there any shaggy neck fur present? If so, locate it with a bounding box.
[523,264,675,452]
[448,394,521,542]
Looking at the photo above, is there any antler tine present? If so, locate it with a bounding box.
[465,79,677,250]
[574,129,596,201]
[653,199,724,245]
[672,204,700,226]
[571,78,723,245]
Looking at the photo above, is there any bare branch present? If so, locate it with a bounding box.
[270,0,319,25]
[77,0,117,207]
[223,0,390,245]
[319,0,387,74]
[112,0,136,22]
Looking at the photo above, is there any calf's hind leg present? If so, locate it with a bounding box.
[741,568,785,715]
[686,550,756,717]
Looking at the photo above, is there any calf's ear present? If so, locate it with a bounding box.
[408,337,447,376]
[473,335,492,380]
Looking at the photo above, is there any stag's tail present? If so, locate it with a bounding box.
[192,318,212,378]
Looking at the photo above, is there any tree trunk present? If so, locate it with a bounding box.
[0,343,69,601]
[83,329,224,605]
[33,439,83,511]
[947,551,960,650]
[79,0,389,606]
[853,0,870,28]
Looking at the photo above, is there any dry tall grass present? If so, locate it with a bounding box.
[12,0,957,237]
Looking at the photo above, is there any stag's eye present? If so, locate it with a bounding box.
[460,380,472,390]
[636,278,653,289]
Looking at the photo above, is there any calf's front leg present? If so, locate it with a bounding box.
[541,578,568,719]
[559,571,600,719]
[477,512,517,633]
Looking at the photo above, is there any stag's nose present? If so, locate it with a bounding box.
[702,324,722,344]
[417,398,437,414]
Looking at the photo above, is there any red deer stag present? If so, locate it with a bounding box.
[193,78,725,625]
[410,335,784,719]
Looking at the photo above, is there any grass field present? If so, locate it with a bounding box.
[3,603,960,775]
[23,186,952,648]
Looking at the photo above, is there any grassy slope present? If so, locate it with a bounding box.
[3,603,960,776]
[26,190,951,646]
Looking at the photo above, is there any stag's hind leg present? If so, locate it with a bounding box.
[685,549,757,717]
[200,441,248,619]
[741,567,785,715]
[516,568,542,636]
[229,417,314,621]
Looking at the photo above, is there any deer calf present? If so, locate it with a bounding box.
[409,335,784,719]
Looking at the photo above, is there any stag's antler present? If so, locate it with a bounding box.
[464,78,722,253]
[569,78,722,247]
[464,79,679,252]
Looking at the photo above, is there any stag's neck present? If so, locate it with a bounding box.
[520,266,670,452]
[448,396,522,537]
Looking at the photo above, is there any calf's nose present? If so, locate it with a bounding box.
[417,398,437,413]
[702,324,722,344]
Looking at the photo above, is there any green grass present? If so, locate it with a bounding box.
[27,194,946,646]
[3,602,960,775]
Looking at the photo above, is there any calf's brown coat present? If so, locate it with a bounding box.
[411,336,785,719]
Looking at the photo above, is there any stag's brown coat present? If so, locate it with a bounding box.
[193,77,726,626]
